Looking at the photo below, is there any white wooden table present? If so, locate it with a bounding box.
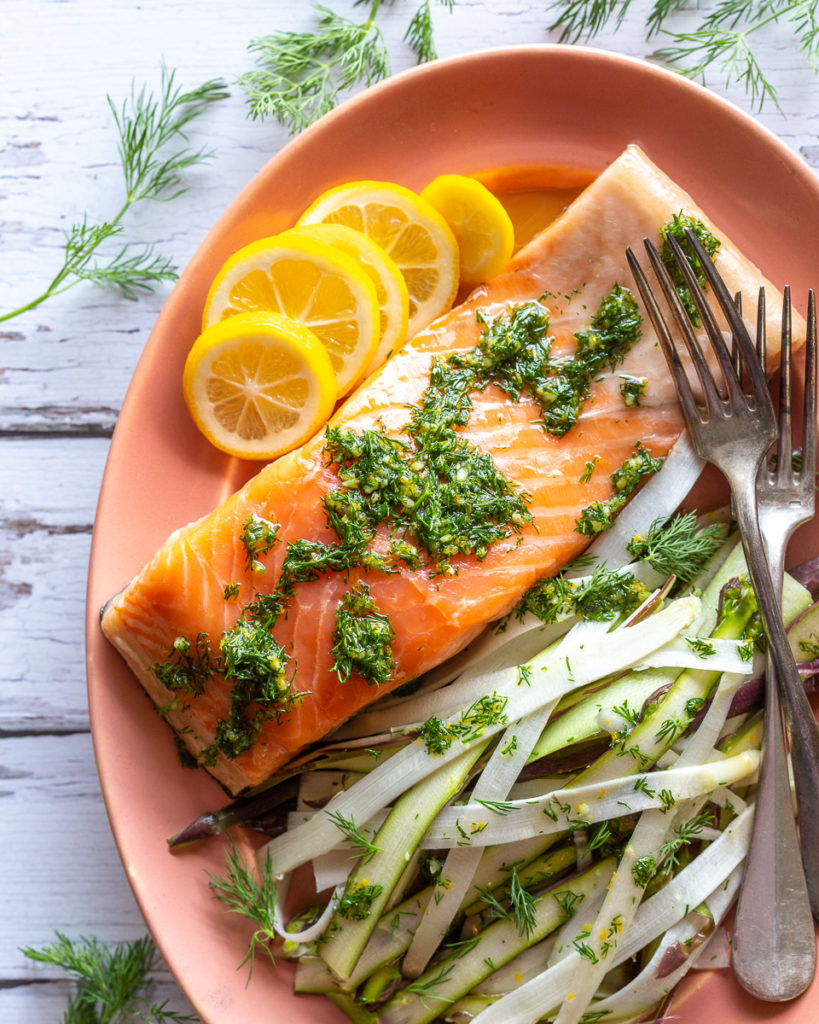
[2,0,817,1018]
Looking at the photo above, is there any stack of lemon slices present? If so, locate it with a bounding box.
[183,175,515,460]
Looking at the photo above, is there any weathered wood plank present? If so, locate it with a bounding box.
[1,439,108,731]
[0,733,160,969]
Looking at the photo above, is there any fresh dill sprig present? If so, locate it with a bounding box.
[627,512,727,585]
[406,0,439,62]
[240,1,457,133]
[207,844,278,977]
[406,962,457,1004]
[652,0,792,111]
[326,808,382,862]
[658,808,715,873]
[508,866,538,938]
[547,0,819,109]
[240,2,390,132]
[20,932,197,1023]
[1,68,227,323]
[405,0,454,62]
[548,0,634,44]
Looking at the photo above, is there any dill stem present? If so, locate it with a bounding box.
[0,196,136,323]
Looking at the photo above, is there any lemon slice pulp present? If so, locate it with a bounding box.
[183,312,337,460]
[297,180,459,338]
[202,230,380,397]
[420,174,515,288]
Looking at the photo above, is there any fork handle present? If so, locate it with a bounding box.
[733,480,819,921]
[732,667,816,998]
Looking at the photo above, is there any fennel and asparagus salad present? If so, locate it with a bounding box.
[177,434,819,1024]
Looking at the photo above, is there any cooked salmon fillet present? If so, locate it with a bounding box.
[101,145,802,794]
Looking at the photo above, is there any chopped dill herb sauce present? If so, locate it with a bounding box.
[660,212,721,326]
[331,582,395,687]
[575,442,663,535]
[201,615,301,764]
[276,537,361,598]
[152,633,213,695]
[516,564,648,625]
[240,513,280,573]
[336,880,383,921]
[324,412,530,574]
[152,611,301,765]
[516,575,576,624]
[632,855,656,887]
[418,692,509,755]
[459,288,641,438]
[618,374,647,407]
[573,566,649,621]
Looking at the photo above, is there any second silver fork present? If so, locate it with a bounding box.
[732,288,818,1000]
[628,235,819,997]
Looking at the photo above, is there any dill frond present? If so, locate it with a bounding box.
[206,844,279,977]
[20,932,197,1022]
[406,0,439,62]
[1,67,227,322]
[240,3,391,133]
[548,0,634,43]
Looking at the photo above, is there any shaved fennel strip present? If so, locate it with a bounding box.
[470,805,753,1024]
[259,598,699,878]
[631,637,753,674]
[423,749,759,847]
[270,871,342,943]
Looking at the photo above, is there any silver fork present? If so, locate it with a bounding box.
[626,236,819,991]
[732,287,818,999]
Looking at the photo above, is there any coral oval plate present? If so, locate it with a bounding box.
[86,45,819,1023]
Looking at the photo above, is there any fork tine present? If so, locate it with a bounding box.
[639,238,724,416]
[683,229,772,413]
[777,288,794,486]
[803,289,817,481]
[664,233,750,411]
[732,291,742,377]
[625,245,704,427]
[757,287,767,368]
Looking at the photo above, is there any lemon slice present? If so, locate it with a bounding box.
[420,174,515,288]
[202,230,380,396]
[297,180,459,338]
[183,312,337,460]
[290,223,410,367]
